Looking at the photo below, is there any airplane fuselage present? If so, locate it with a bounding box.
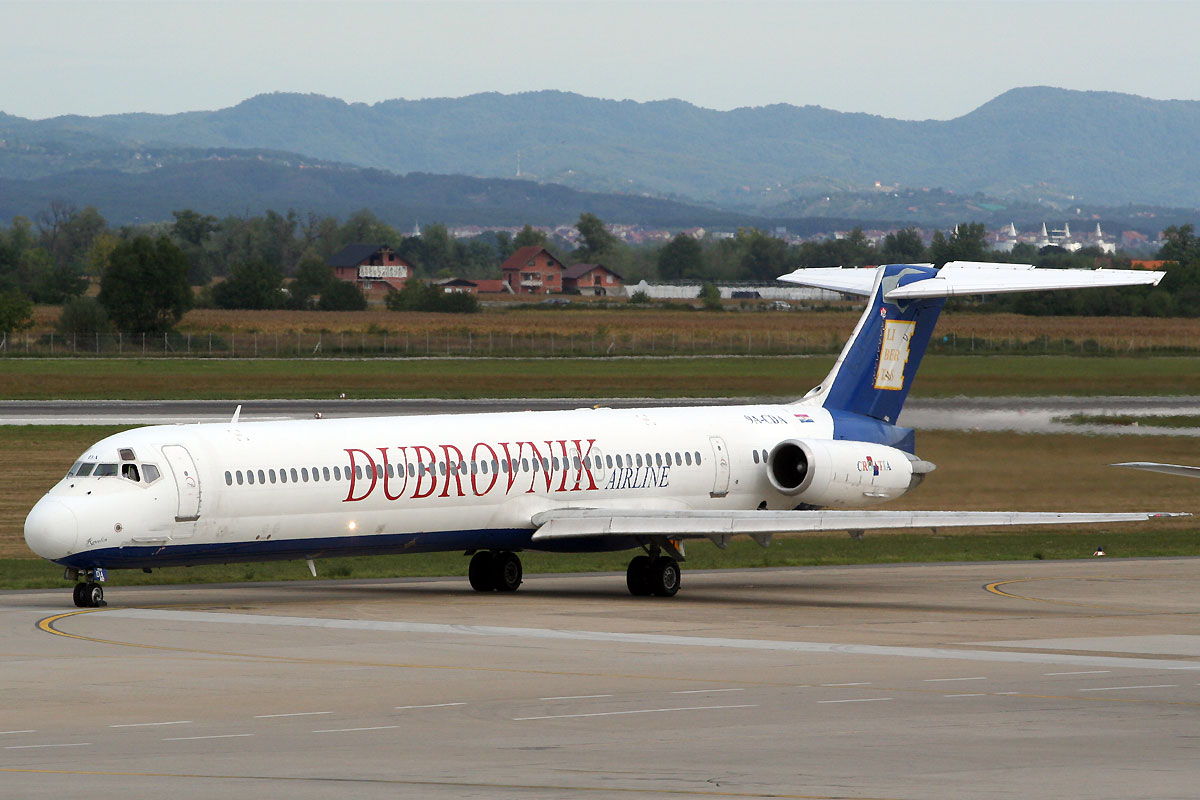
[26,403,917,571]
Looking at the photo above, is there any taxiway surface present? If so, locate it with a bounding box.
[2,395,1199,435]
[3,558,1199,799]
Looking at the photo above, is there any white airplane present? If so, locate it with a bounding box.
[26,261,1180,607]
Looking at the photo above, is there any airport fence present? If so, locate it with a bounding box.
[1,330,1198,359]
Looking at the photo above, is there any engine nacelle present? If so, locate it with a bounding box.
[766,439,926,507]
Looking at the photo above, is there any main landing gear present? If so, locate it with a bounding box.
[625,550,681,598]
[467,550,524,592]
[69,569,107,608]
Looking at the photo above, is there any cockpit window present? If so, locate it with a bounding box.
[69,462,96,478]
[143,464,161,483]
[94,463,118,477]
[121,464,141,482]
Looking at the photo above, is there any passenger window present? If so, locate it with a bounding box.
[236,470,244,485]
[323,467,331,481]
[480,461,488,475]
[521,458,530,472]
[636,454,643,467]
[695,451,702,465]
[438,462,446,476]
[332,466,340,480]
[247,470,255,485]
[301,468,309,482]
[225,471,233,486]
[269,469,277,484]
[408,463,415,478]
[291,468,299,482]
[685,452,692,466]
[491,459,499,473]
[655,453,662,467]
[675,452,682,466]
[762,449,768,463]
[355,465,363,480]
[122,464,140,482]
[277,469,286,484]
[258,469,266,484]
[753,451,760,464]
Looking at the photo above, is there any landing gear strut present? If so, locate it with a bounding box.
[467,550,523,593]
[69,569,107,608]
[626,548,680,598]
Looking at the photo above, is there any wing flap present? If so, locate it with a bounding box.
[529,508,1183,541]
[1112,462,1200,479]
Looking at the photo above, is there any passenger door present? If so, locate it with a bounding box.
[162,445,202,522]
[709,436,730,498]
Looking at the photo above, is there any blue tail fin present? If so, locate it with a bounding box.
[800,264,946,424]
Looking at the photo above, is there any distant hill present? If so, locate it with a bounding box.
[4,87,1200,208]
[0,159,774,229]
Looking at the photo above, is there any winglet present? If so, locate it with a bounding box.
[231,404,242,425]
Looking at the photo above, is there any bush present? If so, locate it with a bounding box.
[385,282,479,313]
[57,296,112,337]
[318,280,368,311]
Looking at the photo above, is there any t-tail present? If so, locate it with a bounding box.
[778,260,1168,449]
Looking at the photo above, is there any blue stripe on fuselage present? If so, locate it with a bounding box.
[53,528,641,571]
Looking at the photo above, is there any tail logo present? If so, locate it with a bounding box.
[874,319,915,391]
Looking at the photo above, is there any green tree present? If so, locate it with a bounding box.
[574,212,618,260]
[56,296,112,338]
[1158,224,1200,265]
[513,224,547,249]
[928,222,988,265]
[0,289,33,334]
[212,260,285,309]
[317,280,368,311]
[698,282,722,310]
[880,228,925,264]
[99,236,192,335]
[290,253,337,308]
[657,233,703,280]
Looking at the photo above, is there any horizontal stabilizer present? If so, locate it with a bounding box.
[1112,462,1200,479]
[778,261,1164,300]
[530,508,1185,541]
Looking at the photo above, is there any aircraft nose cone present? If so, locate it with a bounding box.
[24,498,79,561]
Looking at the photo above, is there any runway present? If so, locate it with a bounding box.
[2,395,1199,434]
[4,558,1199,799]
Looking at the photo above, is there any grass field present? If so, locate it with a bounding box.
[4,425,1197,589]
[3,355,1200,400]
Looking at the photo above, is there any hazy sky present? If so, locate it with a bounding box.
[3,0,1197,121]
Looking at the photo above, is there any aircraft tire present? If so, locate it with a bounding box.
[649,557,681,598]
[85,582,105,607]
[493,551,523,592]
[72,582,87,607]
[626,556,653,596]
[468,551,496,591]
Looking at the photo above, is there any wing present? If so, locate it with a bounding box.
[529,508,1184,542]
[1112,462,1200,479]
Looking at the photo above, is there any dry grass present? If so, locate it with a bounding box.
[31,303,1200,346]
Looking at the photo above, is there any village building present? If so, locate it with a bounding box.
[562,263,624,296]
[500,246,565,294]
[327,244,412,291]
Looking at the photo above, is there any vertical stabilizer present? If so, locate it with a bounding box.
[798,264,945,423]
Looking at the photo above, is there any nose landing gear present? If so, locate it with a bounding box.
[67,569,107,608]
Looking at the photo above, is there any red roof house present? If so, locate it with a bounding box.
[327,244,412,291]
[562,263,624,296]
[500,246,564,295]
